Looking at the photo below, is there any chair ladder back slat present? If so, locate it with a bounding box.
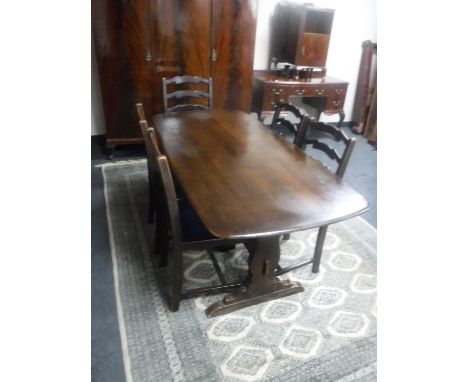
[271,102,304,127]
[166,90,210,100]
[312,122,346,142]
[274,118,298,135]
[162,76,213,112]
[167,104,210,112]
[308,139,342,163]
[280,102,303,120]
[164,75,210,85]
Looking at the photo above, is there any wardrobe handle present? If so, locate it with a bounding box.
[146,50,152,62]
[211,49,217,62]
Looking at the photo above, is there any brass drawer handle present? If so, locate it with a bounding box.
[295,89,305,95]
[272,88,283,94]
[315,89,325,96]
[335,88,344,94]
[333,100,341,106]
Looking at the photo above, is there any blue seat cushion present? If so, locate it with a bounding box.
[179,198,215,242]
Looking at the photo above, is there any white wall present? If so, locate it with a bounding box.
[254,0,377,122]
[91,39,106,136]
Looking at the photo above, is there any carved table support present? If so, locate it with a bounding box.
[205,236,304,317]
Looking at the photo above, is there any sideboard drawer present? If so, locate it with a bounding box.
[253,76,348,116]
[326,85,347,111]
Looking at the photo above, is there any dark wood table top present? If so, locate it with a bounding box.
[154,110,368,239]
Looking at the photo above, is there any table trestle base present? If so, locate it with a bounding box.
[205,278,304,318]
[205,235,304,317]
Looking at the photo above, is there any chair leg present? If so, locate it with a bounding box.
[147,180,155,223]
[170,249,183,312]
[148,198,155,223]
[157,213,169,267]
[312,226,328,273]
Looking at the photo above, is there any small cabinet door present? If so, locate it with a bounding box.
[296,33,330,67]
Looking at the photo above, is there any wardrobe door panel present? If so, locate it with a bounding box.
[92,0,153,143]
[151,0,211,114]
[211,0,258,112]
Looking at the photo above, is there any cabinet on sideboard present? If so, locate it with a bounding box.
[270,3,335,68]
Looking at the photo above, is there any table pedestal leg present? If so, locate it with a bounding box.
[205,236,304,318]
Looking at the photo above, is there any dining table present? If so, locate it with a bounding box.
[153,109,368,317]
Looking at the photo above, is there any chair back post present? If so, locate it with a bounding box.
[139,120,151,154]
[136,103,146,121]
[139,119,148,134]
[336,137,356,178]
[293,115,311,149]
[144,126,161,156]
[162,78,169,111]
[271,102,282,128]
[157,155,183,252]
[141,124,162,180]
[139,120,155,156]
[208,77,213,111]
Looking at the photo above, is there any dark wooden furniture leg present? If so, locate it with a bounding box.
[157,207,169,267]
[170,247,184,312]
[312,225,328,273]
[338,112,345,128]
[205,236,304,317]
[105,143,115,160]
[147,178,155,223]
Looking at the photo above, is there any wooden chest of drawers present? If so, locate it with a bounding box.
[251,73,348,123]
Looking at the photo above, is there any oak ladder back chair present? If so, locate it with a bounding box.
[148,144,249,311]
[270,101,308,138]
[295,121,356,178]
[162,75,213,112]
[269,113,313,242]
[277,121,356,274]
[141,123,189,263]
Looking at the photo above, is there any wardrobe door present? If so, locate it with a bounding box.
[211,0,258,112]
[92,0,153,145]
[150,0,211,114]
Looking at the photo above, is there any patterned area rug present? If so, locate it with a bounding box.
[101,161,377,382]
